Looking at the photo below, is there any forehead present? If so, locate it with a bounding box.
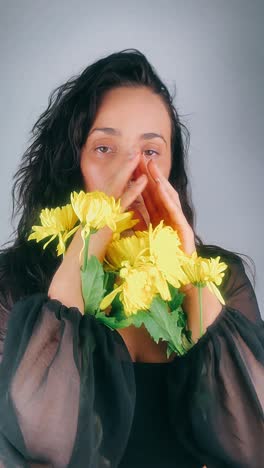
[93,86,171,135]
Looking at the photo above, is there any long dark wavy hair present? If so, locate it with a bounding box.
[0,48,256,305]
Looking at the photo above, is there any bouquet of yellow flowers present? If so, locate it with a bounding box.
[28,190,228,357]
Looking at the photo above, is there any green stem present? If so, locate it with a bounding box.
[82,233,90,272]
[198,284,204,337]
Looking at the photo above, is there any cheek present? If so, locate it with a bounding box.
[80,156,91,189]
[157,155,171,179]
[80,156,112,192]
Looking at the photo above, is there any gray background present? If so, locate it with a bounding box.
[0,0,263,316]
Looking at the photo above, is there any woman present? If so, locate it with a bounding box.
[0,49,263,467]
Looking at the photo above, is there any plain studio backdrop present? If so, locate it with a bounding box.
[0,0,263,317]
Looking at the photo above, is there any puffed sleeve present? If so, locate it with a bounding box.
[0,292,136,467]
[167,257,264,468]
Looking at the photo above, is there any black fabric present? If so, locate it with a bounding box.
[118,362,199,468]
[0,253,263,467]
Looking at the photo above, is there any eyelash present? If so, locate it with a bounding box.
[94,146,159,157]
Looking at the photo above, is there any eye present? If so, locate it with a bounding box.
[95,145,112,154]
[144,149,159,158]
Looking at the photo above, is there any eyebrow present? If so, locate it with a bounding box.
[88,127,167,146]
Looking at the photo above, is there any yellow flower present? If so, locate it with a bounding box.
[101,220,228,315]
[114,214,140,237]
[181,251,228,304]
[100,257,172,317]
[103,221,190,310]
[100,264,158,316]
[70,190,139,238]
[103,232,150,271]
[146,265,172,302]
[148,221,189,288]
[28,204,79,256]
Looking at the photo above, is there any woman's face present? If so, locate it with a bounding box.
[80,86,172,192]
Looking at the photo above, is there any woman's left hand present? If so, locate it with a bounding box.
[135,157,196,256]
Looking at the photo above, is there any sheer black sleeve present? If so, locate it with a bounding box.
[0,290,136,467]
[167,258,264,468]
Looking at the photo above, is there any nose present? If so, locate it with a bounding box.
[128,154,147,183]
[127,147,139,160]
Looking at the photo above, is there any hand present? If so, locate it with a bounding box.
[82,152,150,256]
[48,155,149,313]
[84,151,148,212]
[134,156,196,256]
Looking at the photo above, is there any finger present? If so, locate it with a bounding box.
[120,174,148,212]
[141,182,162,227]
[122,155,160,226]
[147,159,181,207]
[135,159,163,215]
[107,152,142,199]
[145,160,188,230]
[128,192,150,230]
[132,158,161,225]
[144,175,169,226]
[154,183,188,231]
[136,156,168,225]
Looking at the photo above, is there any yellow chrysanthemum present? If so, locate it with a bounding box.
[103,221,190,300]
[100,263,160,316]
[146,264,172,302]
[101,220,228,315]
[28,204,79,256]
[114,214,140,236]
[148,221,189,288]
[70,190,139,238]
[103,232,150,271]
[120,268,154,316]
[181,251,228,304]
[100,259,172,317]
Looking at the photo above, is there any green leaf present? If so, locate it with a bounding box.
[81,255,105,315]
[130,310,162,335]
[167,283,185,310]
[94,310,134,329]
[110,292,127,321]
[177,309,188,328]
[182,330,194,350]
[131,295,190,357]
[103,271,116,294]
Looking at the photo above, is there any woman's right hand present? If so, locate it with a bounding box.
[84,151,149,261]
[48,152,148,313]
[87,151,148,211]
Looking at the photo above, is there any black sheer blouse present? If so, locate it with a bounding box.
[0,253,263,467]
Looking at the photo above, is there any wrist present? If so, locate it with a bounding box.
[179,227,196,256]
[180,283,196,293]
